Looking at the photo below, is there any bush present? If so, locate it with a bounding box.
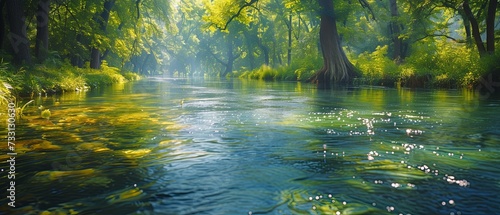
[123,71,142,81]
[0,60,13,111]
[0,57,140,96]
[353,45,399,86]
[239,55,320,81]
[403,40,485,88]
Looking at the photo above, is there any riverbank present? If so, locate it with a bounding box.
[238,45,500,89]
[0,60,140,117]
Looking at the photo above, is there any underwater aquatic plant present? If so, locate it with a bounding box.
[16,100,34,119]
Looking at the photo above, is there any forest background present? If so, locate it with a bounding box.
[0,0,499,99]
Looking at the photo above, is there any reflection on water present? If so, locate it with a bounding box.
[1,78,500,214]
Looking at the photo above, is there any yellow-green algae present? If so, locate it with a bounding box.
[106,187,145,204]
[356,159,431,180]
[279,190,389,215]
[121,149,152,159]
[34,168,98,181]
[76,142,111,152]
[15,139,61,152]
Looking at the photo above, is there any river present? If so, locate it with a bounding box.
[1,78,499,214]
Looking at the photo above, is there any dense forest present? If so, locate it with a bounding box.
[0,0,499,95]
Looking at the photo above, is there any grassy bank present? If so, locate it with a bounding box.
[0,60,140,96]
[237,55,321,81]
[352,43,500,88]
[237,42,500,89]
[0,60,140,116]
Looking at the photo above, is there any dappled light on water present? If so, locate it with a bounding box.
[1,79,499,214]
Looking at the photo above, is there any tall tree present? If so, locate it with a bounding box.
[485,0,497,54]
[6,0,31,64]
[35,0,50,62]
[309,0,356,85]
[462,0,497,56]
[0,0,6,50]
[389,0,404,63]
[90,0,116,69]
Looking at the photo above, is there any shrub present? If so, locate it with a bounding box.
[353,45,399,86]
[239,55,320,81]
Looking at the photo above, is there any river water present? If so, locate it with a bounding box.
[1,78,499,214]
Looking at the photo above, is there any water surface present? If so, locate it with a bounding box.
[1,78,499,215]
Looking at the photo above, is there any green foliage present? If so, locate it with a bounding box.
[353,45,399,86]
[239,55,320,81]
[402,40,484,88]
[16,100,34,119]
[0,57,135,96]
[203,0,257,31]
[80,61,126,88]
[122,72,142,81]
[351,39,499,88]
[0,63,13,113]
[2,0,494,91]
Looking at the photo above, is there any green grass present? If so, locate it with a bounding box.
[352,41,500,88]
[0,58,141,114]
[238,55,320,82]
[1,60,139,96]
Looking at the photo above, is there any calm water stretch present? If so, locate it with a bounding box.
[1,78,500,215]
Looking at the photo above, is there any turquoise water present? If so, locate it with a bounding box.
[1,78,499,214]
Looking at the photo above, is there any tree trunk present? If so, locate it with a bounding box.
[486,0,497,54]
[35,0,50,62]
[458,9,472,46]
[389,0,403,63]
[141,53,151,75]
[71,34,84,67]
[310,0,356,86]
[463,0,486,56]
[0,0,6,49]
[287,13,292,66]
[6,0,31,65]
[223,40,234,77]
[243,31,255,70]
[90,0,115,69]
[257,38,270,65]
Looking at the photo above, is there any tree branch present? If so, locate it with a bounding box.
[415,34,462,42]
[219,0,259,30]
[136,0,141,19]
[204,44,227,66]
[358,0,376,21]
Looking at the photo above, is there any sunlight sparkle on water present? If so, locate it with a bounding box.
[444,175,470,187]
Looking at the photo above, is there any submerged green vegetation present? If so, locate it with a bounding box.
[2,80,497,214]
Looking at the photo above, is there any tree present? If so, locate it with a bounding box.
[435,0,498,56]
[6,0,31,64]
[206,0,361,85]
[389,0,404,63]
[309,0,357,86]
[484,0,497,54]
[35,0,50,62]
[90,0,115,69]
